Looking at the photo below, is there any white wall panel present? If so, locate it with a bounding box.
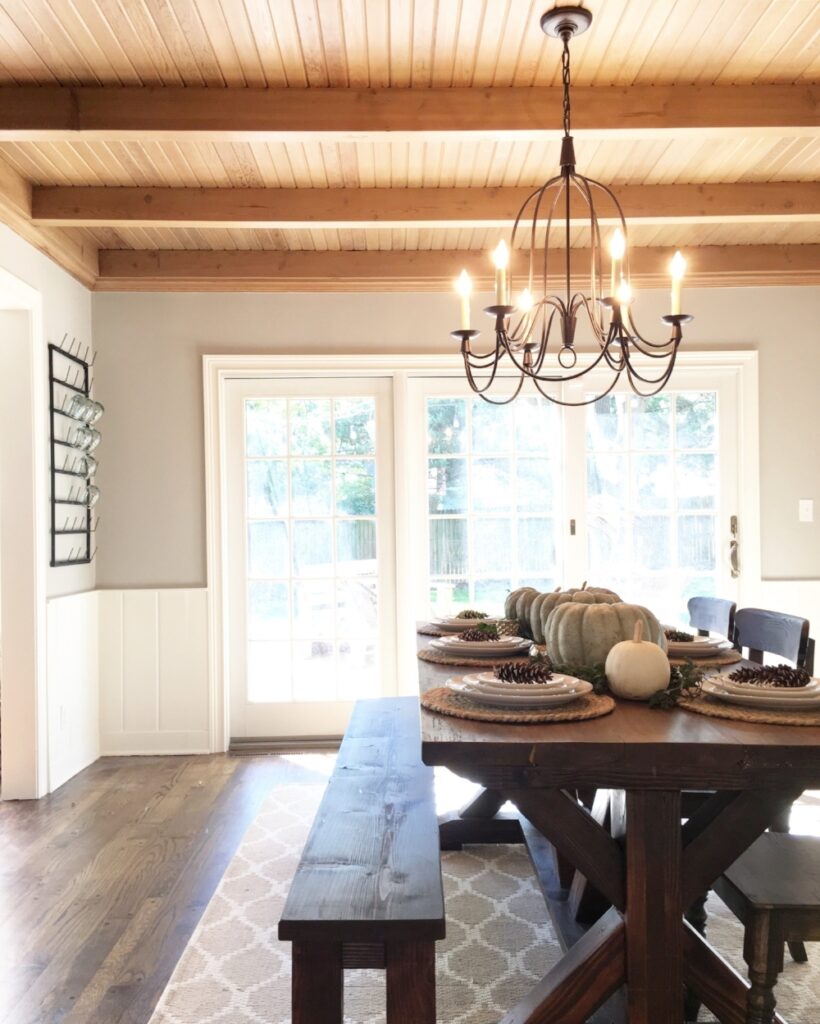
[46,591,99,792]
[99,588,209,754]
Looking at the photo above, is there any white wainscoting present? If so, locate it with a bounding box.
[46,591,100,792]
[99,588,210,755]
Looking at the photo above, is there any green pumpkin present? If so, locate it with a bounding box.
[504,586,536,623]
[544,601,667,667]
[515,589,540,638]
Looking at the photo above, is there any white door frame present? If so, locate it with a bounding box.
[0,269,49,799]
[204,351,759,753]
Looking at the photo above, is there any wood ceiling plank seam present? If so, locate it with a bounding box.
[470,0,511,88]
[89,0,171,85]
[371,137,391,187]
[137,139,185,186]
[284,141,315,188]
[191,0,252,87]
[715,0,812,85]
[316,0,351,87]
[143,0,220,85]
[231,0,284,87]
[565,0,629,87]
[430,0,460,88]
[266,0,309,87]
[0,141,44,185]
[410,0,437,88]
[767,137,820,179]
[632,0,716,87]
[386,0,409,87]
[406,137,424,188]
[1,0,96,85]
[449,0,484,87]
[290,0,330,86]
[51,0,135,85]
[318,139,345,188]
[0,9,52,84]
[696,0,775,84]
[488,0,531,88]
[167,139,216,186]
[228,140,268,186]
[100,139,156,186]
[363,0,390,87]
[337,138,361,188]
[340,0,369,88]
[423,137,444,188]
[612,0,680,88]
[26,141,80,187]
[509,0,547,87]
[753,13,820,84]
[245,140,283,187]
[122,0,189,84]
[54,139,113,185]
[355,138,376,188]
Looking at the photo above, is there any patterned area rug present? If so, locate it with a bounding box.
[149,772,819,1024]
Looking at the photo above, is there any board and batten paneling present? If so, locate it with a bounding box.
[99,588,209,754]
[46,590,99,792]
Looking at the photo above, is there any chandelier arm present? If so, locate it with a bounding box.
[572,293,612,348]
[626,334,679,357]
[524,341,617,384]
[622,351,682,387]
[473,374,527,406]
[624,351,679,397]
[570,174,607,319]
[463,353,505,395]
[531,307,559,373]
[540,179,568,302]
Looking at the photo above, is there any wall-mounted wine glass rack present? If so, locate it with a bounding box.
[49,338,101,567]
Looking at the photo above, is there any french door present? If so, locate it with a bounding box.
[225,376,396,739]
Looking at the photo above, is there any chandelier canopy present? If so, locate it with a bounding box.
[452,4,693,407]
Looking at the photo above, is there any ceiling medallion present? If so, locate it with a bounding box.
[452,5,692,406]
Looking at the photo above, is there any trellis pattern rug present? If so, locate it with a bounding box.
[148,777,819,1024]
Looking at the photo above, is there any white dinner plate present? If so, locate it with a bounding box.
[431,636,530,653]
[712,675,820,699]
[461,673,574,696]
[430,640,531,658]
[702,679,820,710]
[666,638,732,658]
[433,616,499,632]
[446,676,592,708]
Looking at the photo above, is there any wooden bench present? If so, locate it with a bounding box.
[278,696,445,1024]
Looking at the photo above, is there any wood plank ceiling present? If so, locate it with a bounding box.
[0,0,816,291]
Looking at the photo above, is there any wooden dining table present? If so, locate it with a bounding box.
[417,639,820,1024]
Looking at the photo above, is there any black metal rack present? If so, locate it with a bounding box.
[48,340,100,567]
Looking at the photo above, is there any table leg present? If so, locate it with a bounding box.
[625,790,683,1023]
[439,787,523,850]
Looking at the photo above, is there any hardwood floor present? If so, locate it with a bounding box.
[0,753,330,1024]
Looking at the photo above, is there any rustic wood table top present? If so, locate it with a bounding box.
[415,631,820,1024]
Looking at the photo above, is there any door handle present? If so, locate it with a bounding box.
[729,515,740,578]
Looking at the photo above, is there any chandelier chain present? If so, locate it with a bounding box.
[561,36,572,138]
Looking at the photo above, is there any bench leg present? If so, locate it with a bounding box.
[386,940,435,1024]
[743,913,784,1024]
[292,941,343,1024]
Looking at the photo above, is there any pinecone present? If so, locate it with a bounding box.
[494,661,554,684]
[456,609,489,620]
[665,628,695,642]
[459,625,499,642]
[727,664,811,688]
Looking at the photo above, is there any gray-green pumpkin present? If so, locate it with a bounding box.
[515,589,541,638]
[504,586,536,622]
[544,601,667,668]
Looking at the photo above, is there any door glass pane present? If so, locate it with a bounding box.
[243,395,381,703]
[586,389,720,623]
[426,395,561,617]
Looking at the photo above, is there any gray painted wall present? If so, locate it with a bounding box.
[92,285,820,588]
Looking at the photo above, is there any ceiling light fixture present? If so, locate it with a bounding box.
[451,5,693,406]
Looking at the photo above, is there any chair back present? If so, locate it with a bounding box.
[733,607,815,674]
[687,596,736,640]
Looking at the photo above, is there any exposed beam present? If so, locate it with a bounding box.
[0,157,97,287]
[95,244,820,292]
[32,181,820,230]
[0,85,816,141]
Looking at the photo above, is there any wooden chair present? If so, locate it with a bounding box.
[688,595,736,640]
[713,834,820,1024]
[733,607,815,674]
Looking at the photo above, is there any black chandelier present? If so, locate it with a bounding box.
[451,5,692,407]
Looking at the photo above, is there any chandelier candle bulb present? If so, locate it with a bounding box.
[492,241,509,305]
[609,229,626,296]
[456,269,472,330]
[670,251,686,316]
[616,279,633,306]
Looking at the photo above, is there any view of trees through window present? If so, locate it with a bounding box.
[426,395,562,616]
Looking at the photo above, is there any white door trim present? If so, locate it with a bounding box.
[204,350,759,752]
[0,269,49,799]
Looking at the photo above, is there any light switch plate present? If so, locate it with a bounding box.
[798,499,814,523]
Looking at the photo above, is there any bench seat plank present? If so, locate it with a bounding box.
[279,697,445,944]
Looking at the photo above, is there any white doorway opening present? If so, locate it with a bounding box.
[0,269,49,799]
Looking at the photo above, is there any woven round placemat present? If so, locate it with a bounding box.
[668,649,742,668]
[418,645,533,668]
[417,619,520,638]
[678,694,820,727]
[421,685,615,724]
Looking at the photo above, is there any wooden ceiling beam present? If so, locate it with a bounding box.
[32,181,820,229]
[0,85,816,141]
[0,156,98,287]
[95,245,820,292]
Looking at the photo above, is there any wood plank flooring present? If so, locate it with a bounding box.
[0,753,328,1024]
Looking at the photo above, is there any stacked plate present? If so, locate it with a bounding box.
[430,634,530,658]
[446,671,593,708]
[433,615,499,633]
[703,675,820,710]
[666,636,734,659]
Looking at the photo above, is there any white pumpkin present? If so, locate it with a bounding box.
[605,620,671,701]
[544,601,668,667]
